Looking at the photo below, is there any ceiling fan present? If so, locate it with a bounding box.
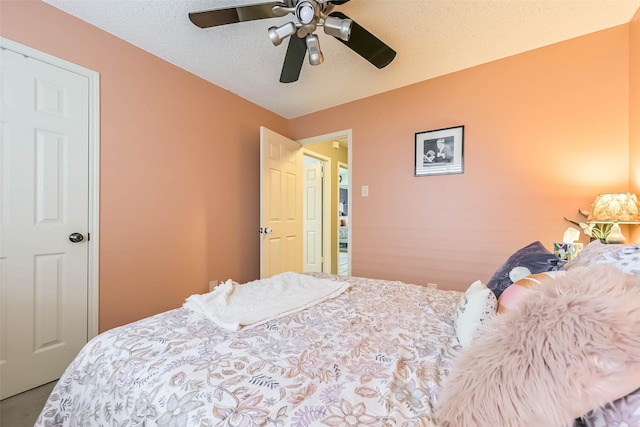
[189,0,396,83]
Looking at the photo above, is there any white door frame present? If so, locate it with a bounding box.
[1,37,100,339]
[298,130,352,275]
[302,150,332,273]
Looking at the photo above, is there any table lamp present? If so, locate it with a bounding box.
[587,192,640,244]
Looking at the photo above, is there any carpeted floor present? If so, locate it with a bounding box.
[0,381,56,427]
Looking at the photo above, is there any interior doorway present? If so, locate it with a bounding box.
[338,164,349,276]
[299,130,351,276]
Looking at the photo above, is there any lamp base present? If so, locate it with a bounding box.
[605,223,626,244]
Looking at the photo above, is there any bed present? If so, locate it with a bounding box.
[36,241,640,427]
[36,273,462,426]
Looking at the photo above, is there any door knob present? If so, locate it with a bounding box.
[264,227,273,234]
[69,233,84,243]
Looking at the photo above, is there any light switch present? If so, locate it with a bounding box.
[361,185,369,197]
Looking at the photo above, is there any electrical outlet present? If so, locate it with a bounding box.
[427,283,438,289]
[209,280,219,292]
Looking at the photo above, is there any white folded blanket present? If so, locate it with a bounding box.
[183,272,350,331]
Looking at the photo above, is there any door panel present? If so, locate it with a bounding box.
[0,48,89,399]
[260,127,303,278]
[303,161,323,272]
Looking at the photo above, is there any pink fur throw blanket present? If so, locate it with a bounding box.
[436,264,640,427]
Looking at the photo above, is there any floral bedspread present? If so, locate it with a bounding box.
[36,274,461,426]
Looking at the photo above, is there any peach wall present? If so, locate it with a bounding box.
[1,0,637,331]
[289,26,631,291]
[0,1,288,331]
[630,8,640,243]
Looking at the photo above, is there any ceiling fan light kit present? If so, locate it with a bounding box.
[268,21,297,46]
[323,15,352,41]
[189,0,396,83]
[305,34,324,65]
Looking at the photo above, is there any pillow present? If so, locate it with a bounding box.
[497,271,564,314]
[454,280,497,347]
[436,264,640,427]
[486,241,561,299]
[564,240,621,269]
[582,388,640,426]
[566,241,640,276]
[595,245,640,275]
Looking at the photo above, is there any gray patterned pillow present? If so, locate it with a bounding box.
[583,388,640,426]
[566,241,640,276]
[595,245,640,276]
[564,240,619,268]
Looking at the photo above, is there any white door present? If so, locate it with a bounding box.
[303,160,323,272]
[0,47,90,399]
[259,127,303,278]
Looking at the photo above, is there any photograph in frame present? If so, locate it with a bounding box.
[414,125,464,176]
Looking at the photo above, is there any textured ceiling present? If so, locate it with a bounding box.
[42,0,640,119]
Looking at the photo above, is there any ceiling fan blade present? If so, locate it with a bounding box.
[329,11,396,69]
[280,35,307,83]
[189,2,285,28]
[329,0,351,4]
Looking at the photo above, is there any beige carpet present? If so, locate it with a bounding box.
[0,381,56,427]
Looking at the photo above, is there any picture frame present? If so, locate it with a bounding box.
[414,125,464,176]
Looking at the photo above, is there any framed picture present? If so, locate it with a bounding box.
[414,125,464,176]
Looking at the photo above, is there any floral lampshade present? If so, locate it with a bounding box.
[587,193,640,224]
[587,192,640,244]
